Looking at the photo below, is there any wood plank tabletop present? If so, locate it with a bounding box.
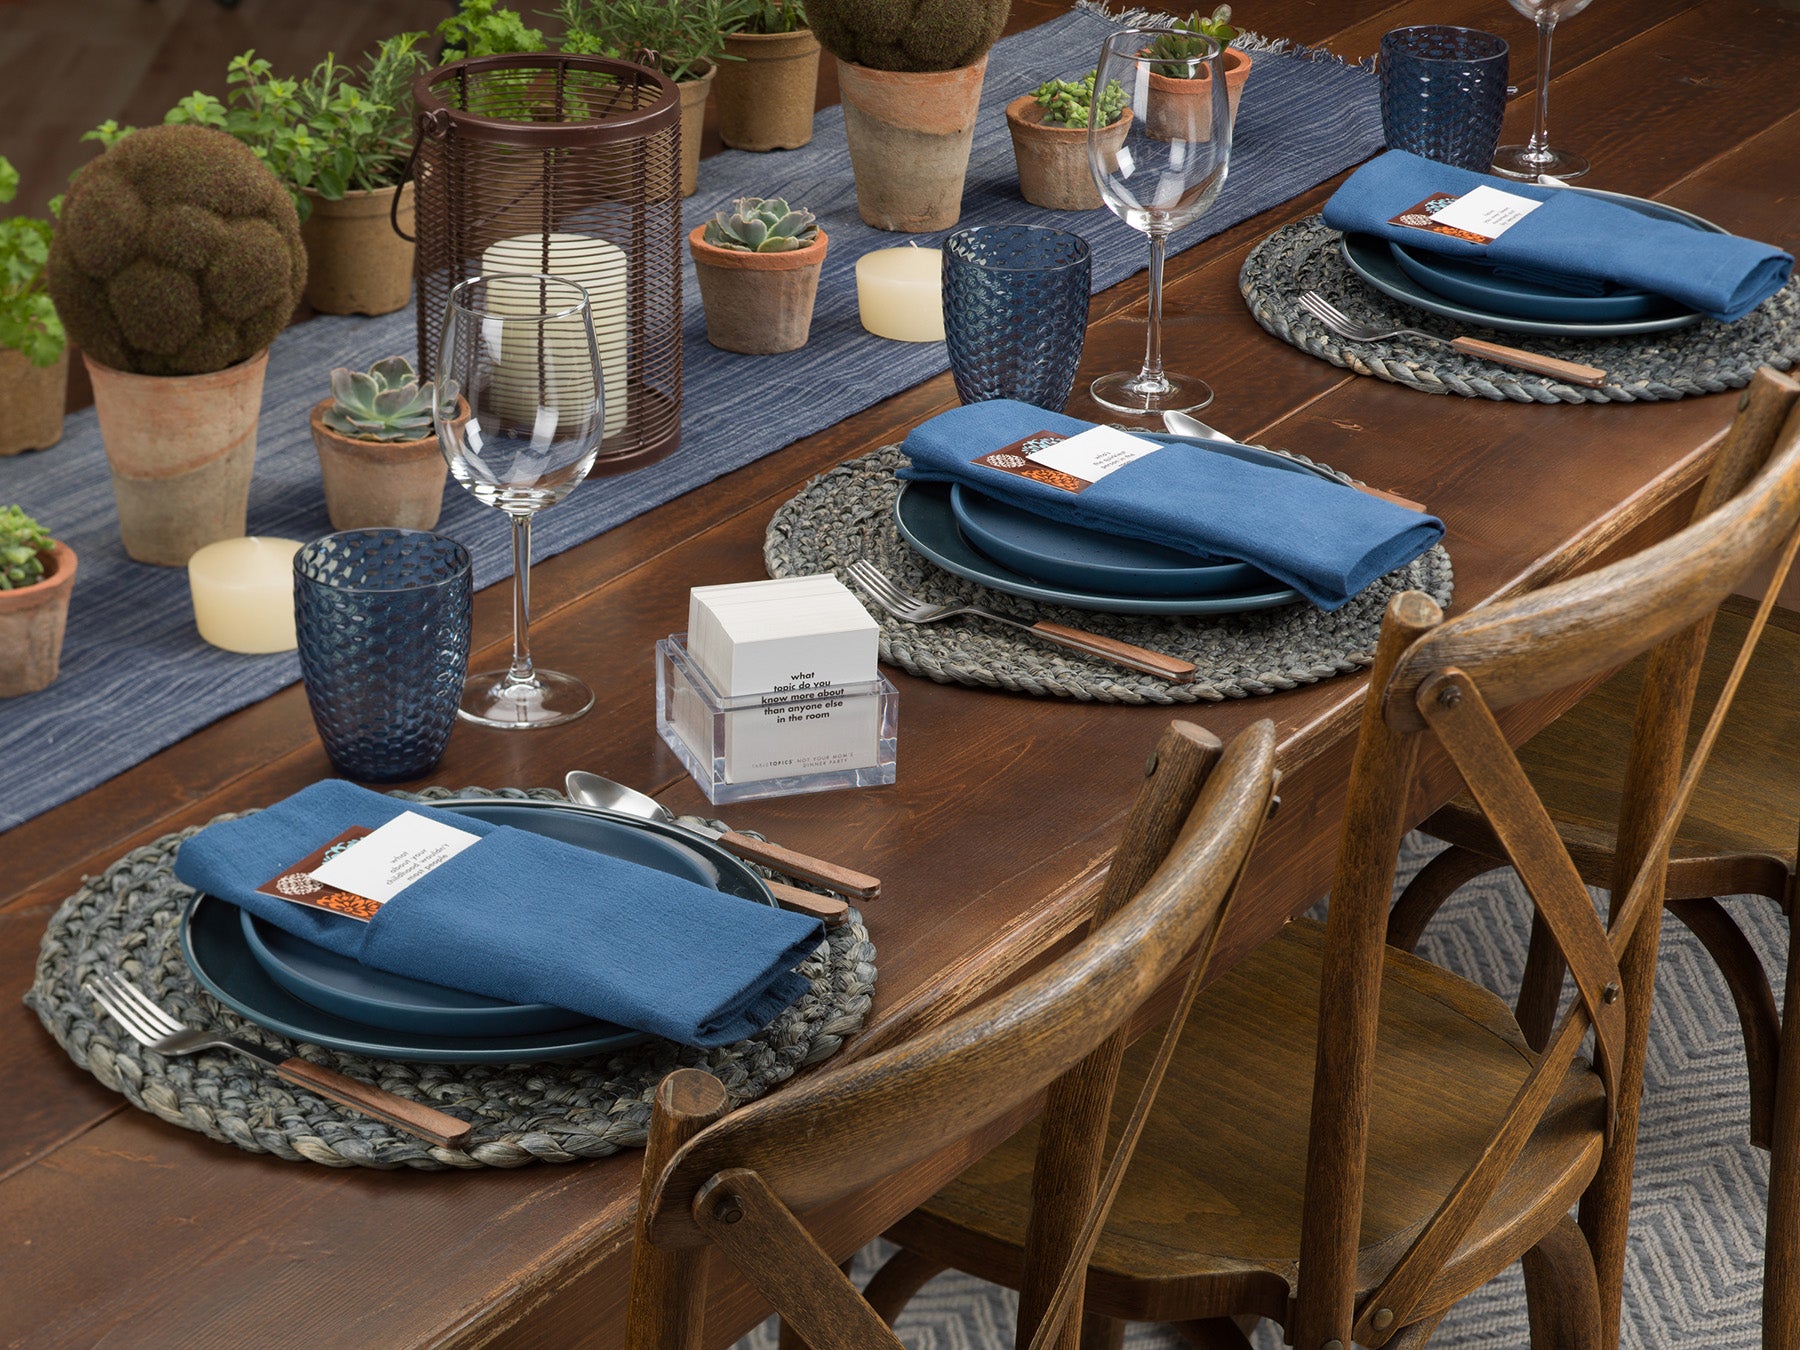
[4,0,1798,1345]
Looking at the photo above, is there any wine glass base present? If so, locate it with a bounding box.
[1491,144,1590,183]
[1089,371,1214,417]
[459,668,594,729]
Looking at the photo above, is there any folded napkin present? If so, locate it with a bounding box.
[173,781,824,1047]
[1322,150,1793,323]
[897,400,1443,611]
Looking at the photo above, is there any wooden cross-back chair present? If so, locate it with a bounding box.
[867,370,1800,1350]
[623,718,1281,1350]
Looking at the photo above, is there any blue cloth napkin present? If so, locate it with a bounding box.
[172,781,824,1047]
[1322,150,1793,323]
[896,400,1443,611]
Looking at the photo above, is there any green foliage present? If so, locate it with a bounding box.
[805,0,1009,71]
[702,196,819,252]
[323,356,440,442]
[437,0,546,58]
[0,157,64,366]
[47,124,306,377]
[1031,70,1125,129]
[0,504,53,590]
[722,0,808,34]
[1147,6,1237,78]
[555,0,734,81]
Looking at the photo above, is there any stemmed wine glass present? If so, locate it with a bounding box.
[1491,0,1595,182]
[435,274,604,728]
[1087,28,1234,416]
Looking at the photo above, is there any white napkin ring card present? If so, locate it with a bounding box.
[257,812,483,919]
[973,426,1161,494]
[1389,186,1543,245]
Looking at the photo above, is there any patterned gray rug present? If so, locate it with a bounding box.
[737,836,1782,1348]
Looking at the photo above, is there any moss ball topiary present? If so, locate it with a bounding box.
[47,125,306,377]
[807,0,1011,72]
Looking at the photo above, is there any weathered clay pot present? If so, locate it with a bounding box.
[716,28,822,151]
[0,539,76,697]
[300,182,415,317]
[0,346,68,455]
[688,225,829,354]
[85,351,267,567]
[1146,47,1253,141]
[1005,96,1131,212]
[309,397,463,532]
[836,56,988,233]
[678,62,718,198]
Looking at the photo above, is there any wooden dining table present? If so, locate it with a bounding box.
[5,0,1799,1345]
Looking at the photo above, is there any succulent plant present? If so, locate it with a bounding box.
[0,504,53,590]
[1147,7,1238,78]
[323,356,440,442]
[1031,70,1126,129]
[702,196,820,252]
[46,124,306,377]
[805,0,1010,73]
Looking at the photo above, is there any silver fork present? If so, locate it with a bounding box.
[88,972,472,1149]
[1298,289,1608,388]
[845,559,1197,684]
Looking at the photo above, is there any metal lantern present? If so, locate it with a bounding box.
[410,54,682,473]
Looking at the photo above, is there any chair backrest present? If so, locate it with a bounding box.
[625,717,1280,1350]
[1294,367,1800,1350]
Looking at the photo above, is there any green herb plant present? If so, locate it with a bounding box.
[722,0,809,34]
[1031,70,1126,129]
[1147,6,1238,78]
[702,196,819,252]
[0,504,54,589]
[555,0,736,80]
[0,158,63,367]
[437,0,547,58]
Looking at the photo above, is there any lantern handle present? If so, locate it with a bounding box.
[391,108,453,243]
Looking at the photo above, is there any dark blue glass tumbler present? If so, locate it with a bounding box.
[1379,27,1510,173]
[943,225,1092,411]
[294,529,473,783]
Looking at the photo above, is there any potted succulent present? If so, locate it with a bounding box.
[1145,6,1253,141]
[310,357,460,531]
[47,124,306,566]
[0,505,77,697]
[688,196,828,354]
[806,0,1011,232]
[715,0,821,152]
[1006,70,1129,212]
[0,157,66,455]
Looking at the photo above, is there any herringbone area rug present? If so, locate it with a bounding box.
[738,837,1784,1348]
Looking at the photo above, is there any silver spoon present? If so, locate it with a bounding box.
[563,771,880,900]
[1161,412,1429,514]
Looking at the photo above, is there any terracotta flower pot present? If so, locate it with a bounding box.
[0,539,76,697]
[1005,96,1131,212]
[84,350,267,567]
[678,62,718,198]
[300,181,415,317]
[688,225,829,354]
[0,346,68,455]
[1146,47,1253,142]
[716,28,822,151]
[836,56,988,233]
[309,397,464,532]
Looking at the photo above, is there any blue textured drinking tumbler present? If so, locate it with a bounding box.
[1379,27,1510,173]
[943,225,1093,411]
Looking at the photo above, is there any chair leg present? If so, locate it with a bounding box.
[1172,1317,1256,1349]
[860,1247,945,1324]
[1385,1314,1445,1350]
[1387,844,1504,953]
[1522,1214,1602,1350]
[1077,1312,1126,1350]
[1763,914,1800,1350]
[1516,908,1569,1053]
[1668,896,1784,1149]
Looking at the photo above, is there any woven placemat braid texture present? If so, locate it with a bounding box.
[1241,215,1800,403]
[764,444,1453,704]
[25,786,876,1171]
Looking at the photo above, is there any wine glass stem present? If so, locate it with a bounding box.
[1139,230,1170,389]
[507,510,539,689]
[1529,18,1558,157]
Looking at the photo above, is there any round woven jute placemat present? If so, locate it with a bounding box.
[765,444,1454,704]
[25,787,876,1171]
[1240,215,1800,404]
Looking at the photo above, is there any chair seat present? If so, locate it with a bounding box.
[889,920,1607,1327]
[1423,601,1800,893]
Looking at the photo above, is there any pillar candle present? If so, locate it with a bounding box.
[187,537,303,654]
[856,245,946,342]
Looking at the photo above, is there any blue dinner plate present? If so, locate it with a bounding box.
[945,435,1317,598]
[182,799,778,1062]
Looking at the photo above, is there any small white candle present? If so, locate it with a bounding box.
[187,537,303,654]
[856,245,946,342]
[481,233,629,436]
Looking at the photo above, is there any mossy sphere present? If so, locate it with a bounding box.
[47,125,306,376]
[808,0,1010,72]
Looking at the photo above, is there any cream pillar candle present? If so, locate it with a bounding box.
[480,233,629,436]
[856,245,946,341]
[187,536,303,654]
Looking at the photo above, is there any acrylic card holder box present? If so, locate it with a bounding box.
[656,635,898,804]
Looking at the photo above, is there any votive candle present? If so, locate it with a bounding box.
[856,245,946,342]
[188,536,303,654]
